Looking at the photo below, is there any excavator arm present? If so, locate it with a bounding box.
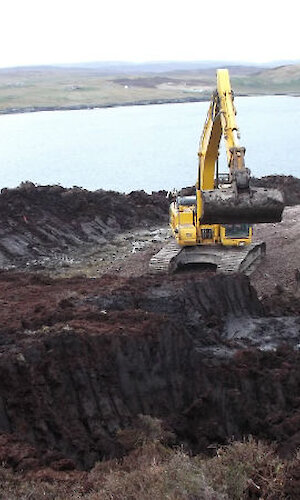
[198,69,284,224]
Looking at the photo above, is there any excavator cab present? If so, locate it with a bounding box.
[223,224,250,239]
[220,223,252,247]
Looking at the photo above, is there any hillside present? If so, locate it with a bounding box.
[258,63,300,82]
[0,62,299,114]
[232,63,300,94]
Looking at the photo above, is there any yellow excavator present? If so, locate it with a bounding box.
[150,69,284,274]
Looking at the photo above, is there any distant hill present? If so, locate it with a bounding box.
[55,59,300,74]
[255,64,300,83]
[0,61,299,114]
[232,64,300,94]
[0,61,267,75]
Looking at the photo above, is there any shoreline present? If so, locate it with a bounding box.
[0,96,208,116]
[0,92,299,116]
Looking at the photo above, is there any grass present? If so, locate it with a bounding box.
[0,439,296,499]
[0,416,298,499]
[0,67,205,112]
[232,75,300,94]
[0,64,299,113]
[201,437,287,499]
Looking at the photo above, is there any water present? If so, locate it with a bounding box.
[0,96,299,192]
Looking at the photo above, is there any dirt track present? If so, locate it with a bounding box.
[252,205,300,298]
[0,177,298,476]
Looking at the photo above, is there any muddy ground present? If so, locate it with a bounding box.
[0,176,298,481]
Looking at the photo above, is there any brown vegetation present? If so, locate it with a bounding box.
[0,431,299,499]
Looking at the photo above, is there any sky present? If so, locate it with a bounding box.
[0,0,299,68]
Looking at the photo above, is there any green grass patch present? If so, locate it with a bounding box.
[0,65,299,113]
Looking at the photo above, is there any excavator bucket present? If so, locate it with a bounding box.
[201,187,284,224]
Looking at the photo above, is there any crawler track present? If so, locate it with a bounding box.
[149,241,266,275]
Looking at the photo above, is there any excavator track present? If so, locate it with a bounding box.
[149,241,181,273]
[149,241,266,275]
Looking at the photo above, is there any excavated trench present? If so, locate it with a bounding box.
[0,271,299,471]
[0,178,299,473]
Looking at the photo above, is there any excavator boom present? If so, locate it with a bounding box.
[198,69,284,225]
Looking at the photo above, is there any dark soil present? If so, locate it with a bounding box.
[0,182,169,267]
[0,270,298,473]
[0,177,298,481]
[250,175,300,206]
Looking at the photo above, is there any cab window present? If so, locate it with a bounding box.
[224,224,250,238]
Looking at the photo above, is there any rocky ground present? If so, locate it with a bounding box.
[0,176,298,494]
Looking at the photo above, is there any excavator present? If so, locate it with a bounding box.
[150,69,284,274]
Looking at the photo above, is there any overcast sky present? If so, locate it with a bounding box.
[1,0,298,68]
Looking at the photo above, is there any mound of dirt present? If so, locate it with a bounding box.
[0,182,169,267]
[250,175,300,206]
[251,205,300,297]
[0,271,298,471]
